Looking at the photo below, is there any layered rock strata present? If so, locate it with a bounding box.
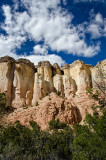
[0,56,105,128]
[0,56,105,107]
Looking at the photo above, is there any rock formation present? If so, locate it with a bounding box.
[5,93,82,130]
[0,56,105,129]
[91,60,106,96]
[0,56,15,107]
[12,59,35,108]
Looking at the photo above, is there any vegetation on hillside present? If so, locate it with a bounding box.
[0,109,105,160]
[0,93,10,116]
[0,88,105,160]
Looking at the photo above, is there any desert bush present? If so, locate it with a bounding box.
[35,101,39,106]
[73,110,106,160]
[49,119,68,130]
[56,91,61,96]
[0,108,105,160]
[0,92,10,114]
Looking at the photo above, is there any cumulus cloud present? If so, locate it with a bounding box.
[0,0,104,65]
[0,34,65,65]
[0,34,25,58]
[87,13,106,39]
[20,54,65,66]
[33,45,48,55]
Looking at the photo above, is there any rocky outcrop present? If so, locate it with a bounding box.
[5,93,82,130]
[37,61,54,94]
[62,60,92,93]
[53,74,64,96]
[12,61,35,108]
[0,56,15,63]
[91,60,106,96]
[63,75,77,97]
[53,63,62,76]
[0,56,105,129]
[0,56,105,108]
[0,56,15,107]
[0,56,35,108]
[3,91,98,129]
[32,73,47,105]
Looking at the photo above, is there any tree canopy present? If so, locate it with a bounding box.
[0,110,106,160]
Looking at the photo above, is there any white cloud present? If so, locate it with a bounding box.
[0,0,103,64]
[33,45,48,55]
[95,13,103,24]
[0,35,65,66]
[20,54,65,66]
[2,5,29,37]
[87,24,101,38]
[2,5,12,25]
[0,34,25,58]
[87,13,106,39]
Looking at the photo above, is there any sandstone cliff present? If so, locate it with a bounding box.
[0,56,105,129]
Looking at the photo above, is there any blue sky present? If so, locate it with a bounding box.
[0,0,106,66]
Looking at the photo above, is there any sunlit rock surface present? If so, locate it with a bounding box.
[0,56,105,129]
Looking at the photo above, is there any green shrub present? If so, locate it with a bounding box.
[86,88,100,101]
[0,92,10,114]
[73,111,106,160]
[56,91,61,96]
[23,106,29,109]
[0,110,105,160]
[49,119,68,130]
[0,92,6,107]
[35,101,39,106]
[86,88,93,95]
